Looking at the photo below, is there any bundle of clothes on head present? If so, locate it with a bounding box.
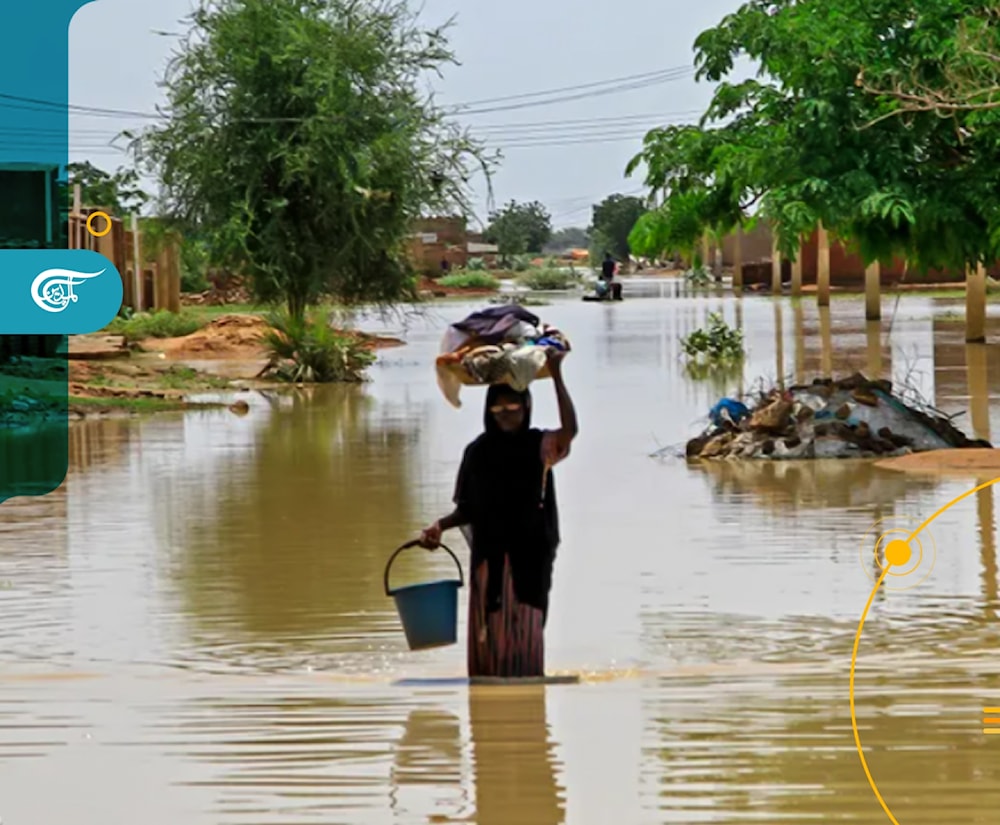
[435,305,570,407]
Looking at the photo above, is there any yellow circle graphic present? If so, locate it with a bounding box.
[86,211,111,238]
[857,517,936,591]
[850,475,1000,823]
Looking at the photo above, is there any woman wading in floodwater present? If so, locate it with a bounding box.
[419,349,578,678]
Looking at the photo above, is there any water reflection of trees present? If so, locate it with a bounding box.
[170,385,426,647]
[67,418,133,475]
[695,459,936,512]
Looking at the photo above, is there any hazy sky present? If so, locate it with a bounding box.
[69,0,743,229]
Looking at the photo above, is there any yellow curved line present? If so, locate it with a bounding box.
[851,473,1000,822]
[907,475,1000,541]
[850,565,897,824]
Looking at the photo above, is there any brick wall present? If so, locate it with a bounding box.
[406,216,468,275]
[716,222,1000,285]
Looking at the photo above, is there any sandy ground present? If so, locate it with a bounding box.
[141,313,403,361]
[64,314,405,409]
[876,448,1000,476]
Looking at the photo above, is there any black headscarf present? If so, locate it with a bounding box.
[453,384,560,620]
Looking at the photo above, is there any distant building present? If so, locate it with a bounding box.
[405,217,499,273]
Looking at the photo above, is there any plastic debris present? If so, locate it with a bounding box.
[687,373,992,461]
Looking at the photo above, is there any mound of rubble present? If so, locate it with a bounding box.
[687,373,992,461]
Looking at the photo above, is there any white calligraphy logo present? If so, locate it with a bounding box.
[30,268,105,313]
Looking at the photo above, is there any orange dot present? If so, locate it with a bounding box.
[884,539,912,567]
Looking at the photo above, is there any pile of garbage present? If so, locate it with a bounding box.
[435,305,570,408]
[687,373,992,461]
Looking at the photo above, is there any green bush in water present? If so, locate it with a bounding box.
[685,265,712,286]
[437,271,500,289]
[681,312,745,366]
[519,267,573,290]
[261,310,375,383]
[510,254,532,272]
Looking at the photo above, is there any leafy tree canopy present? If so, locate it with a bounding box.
[858,6,1000,119]
[484,199,552,259]
[589,193,648,260]
[130,0,493,319]
[545,226,589,252]
[626,0,1000,272]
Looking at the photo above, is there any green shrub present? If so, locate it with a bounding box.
[681,312,745,366]
[519,267,573,290]
[510,254,532,272]
[261,310,376,383]
[685,265,712,286]
[465,257,487,271]
[437,271,500,289]
[105,310,206,342]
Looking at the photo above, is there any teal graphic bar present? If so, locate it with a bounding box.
[0,250,122,333]
[0,0,96,503]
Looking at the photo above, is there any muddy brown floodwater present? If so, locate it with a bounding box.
[4,282,1000,823]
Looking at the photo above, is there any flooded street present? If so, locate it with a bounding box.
[4,282,1000,823]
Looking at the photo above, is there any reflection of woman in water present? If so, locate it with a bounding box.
[419,349,578,677]
[469,686,564,824]
[389,691,564,825]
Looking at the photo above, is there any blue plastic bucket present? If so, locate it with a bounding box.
[384,540,464,651]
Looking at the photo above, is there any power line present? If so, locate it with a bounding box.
[0,119,677,152]
[0,65,698,122]
[499,134,652,148]
[444,66,692,108]
[547,186,648,221]
[474,110,701,131]
[0,108,700,142]
[454,70,694,116]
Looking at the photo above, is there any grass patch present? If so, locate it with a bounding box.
[519,268,575,290]
[106,309,208,342]
[261,310,376,382]
[182,303,263,319]
[154,365,231,390]
[437,271,500,290]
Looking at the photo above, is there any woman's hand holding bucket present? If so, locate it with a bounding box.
[419,520,442,549]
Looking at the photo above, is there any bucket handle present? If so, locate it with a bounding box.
[384,539,464,596]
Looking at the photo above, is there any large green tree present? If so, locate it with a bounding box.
[130,0,492,319]
[484,199,552,261]
[858,6,1000,118]
[544,226,589,252]
[626,0,1000,273]
[589,193,648,261]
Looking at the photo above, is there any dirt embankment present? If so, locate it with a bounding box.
[65,314,405,410]
[140,314,405,361]
[876,449,1000,476]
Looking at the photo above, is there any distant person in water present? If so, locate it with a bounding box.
[419,349,578,678]
[601,252,616,281]
[598,253,623,300]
